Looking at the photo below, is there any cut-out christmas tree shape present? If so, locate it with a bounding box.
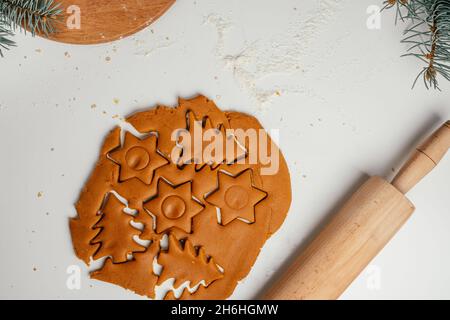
[144,179,204,233]
[92,194,145,263]
[175,111,211,167]
[158,234,223,289]
[109,132,168,185]
[195,121,248,171]
[206,170,267,225]
[175,111,246,169]
[91,240,160,298]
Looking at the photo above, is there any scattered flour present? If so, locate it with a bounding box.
[134,36,177,57]
[206,0,348,109]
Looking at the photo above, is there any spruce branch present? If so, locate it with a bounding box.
[385,0,450,90]
[0,19,15,57]
[383,0,411,23]
[0,0,62,56]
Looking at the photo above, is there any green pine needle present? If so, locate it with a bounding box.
[0,19,15,57]
[0,0,62,57]
[385,0,450,90]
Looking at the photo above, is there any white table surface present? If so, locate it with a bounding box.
[1,0,449,300]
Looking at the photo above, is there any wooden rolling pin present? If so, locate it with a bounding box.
[263,120,450,300]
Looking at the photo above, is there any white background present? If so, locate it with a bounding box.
[0,0,449,300]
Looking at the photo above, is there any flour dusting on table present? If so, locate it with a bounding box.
[206,0,347,109]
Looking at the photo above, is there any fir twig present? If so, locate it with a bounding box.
[0,0,62,56]
[383,0,410,23]
[385,0,450,90]
[0,19,15,57]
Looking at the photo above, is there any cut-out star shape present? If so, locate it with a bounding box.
[109,132,168,185]
[144,179,204,233]
[206,170,267,225]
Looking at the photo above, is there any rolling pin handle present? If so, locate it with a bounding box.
[392,121,450,194]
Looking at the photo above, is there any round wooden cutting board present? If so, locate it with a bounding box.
[46,0,175,44]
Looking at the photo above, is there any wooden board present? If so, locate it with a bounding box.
[45,0,175,44]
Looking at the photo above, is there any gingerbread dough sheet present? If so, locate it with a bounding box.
[70,95,292,299]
